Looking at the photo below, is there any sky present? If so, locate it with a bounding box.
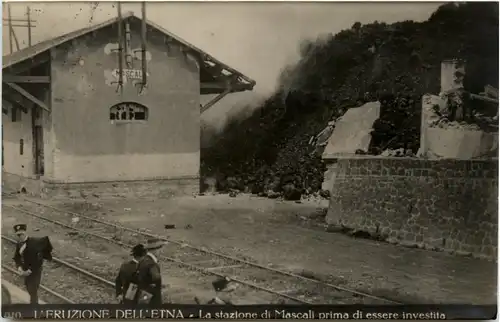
[2,1,442,128]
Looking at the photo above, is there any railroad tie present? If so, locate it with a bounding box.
[273,288,300,295]
[4,198,401,305]
[206,265,243,271]
[184,259,218,265]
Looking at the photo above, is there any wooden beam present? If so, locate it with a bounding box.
[444,88,500,104]
[200,82,251,95]
[205,64,223,76]
[469,93,499,104]
[2,90,29,113]
[2,75,50,83]
[2,99,10,114]
[4,82,50,112]
[200,82,229,90]
[27,7,32,47]
[201,88,246,95]
[2,23,37,28]
[3,52,50,74]
[2,18,38,23]
[201,88,230,113]
[201,55,256,87]
[200,82,251,90]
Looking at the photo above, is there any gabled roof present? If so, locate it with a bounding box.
[2,11,256,93]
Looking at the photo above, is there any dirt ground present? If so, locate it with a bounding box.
[22,194,498,304]
[1,199,279,304]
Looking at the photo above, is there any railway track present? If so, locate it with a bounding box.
[1,235,115,304]
[2,266,71,304]
[2,194,401,305]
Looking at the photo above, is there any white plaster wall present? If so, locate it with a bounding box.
[49,24,200,183]
[51,151,199,182]
[440,60,465,93]
[425,128,498,159]
[2,101,35,177]
[418,94,498,159]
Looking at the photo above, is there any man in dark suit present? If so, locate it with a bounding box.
[13,224,53,304]
[136,239,164,306]
[115,244,147,305]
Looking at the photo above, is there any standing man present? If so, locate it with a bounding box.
[136,238,164,306]
[13,224,53,304]
[115,244,147,305]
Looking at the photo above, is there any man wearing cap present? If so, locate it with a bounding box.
[136,238,164,306]
[13,224,53,304]
[115,244,147,305]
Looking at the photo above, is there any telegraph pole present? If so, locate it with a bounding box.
[3,4,37,53]
[27,6,32,46]
[7,3,13,53]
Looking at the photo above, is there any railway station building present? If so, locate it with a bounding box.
[2,12,255,198]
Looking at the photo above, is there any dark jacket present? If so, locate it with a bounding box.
[137,253,162,305]
[2,284,12,305]
[115,259,140,302]
[13,237,53,272]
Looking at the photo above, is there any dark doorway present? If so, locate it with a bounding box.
[31,107,44,176]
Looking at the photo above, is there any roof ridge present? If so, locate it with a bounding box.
[3,12,255,87]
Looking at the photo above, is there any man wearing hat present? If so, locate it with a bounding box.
[13,224,53,304]
[136,238,164,306]
[194,276,238,305]
[115,244,147,305]
[210,276,237,304]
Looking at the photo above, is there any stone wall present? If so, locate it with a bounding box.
[3,171,199,199]
[326,157,498,259]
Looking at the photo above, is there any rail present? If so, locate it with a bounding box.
[2,234,117,304]
[3,194,401,304]
[1,265,74,304]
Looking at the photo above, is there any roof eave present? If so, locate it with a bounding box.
[2,11,257,91]
[200,83,254,95]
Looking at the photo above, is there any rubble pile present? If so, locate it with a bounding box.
[426,85,499,131]
[380,148,415,157]
[429,118,481,131]
[368,93,421,155]
[200,2,498,200]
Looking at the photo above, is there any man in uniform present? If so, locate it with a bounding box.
[115,244,147,305]
[13,224,53,304]
[136,239,164,306]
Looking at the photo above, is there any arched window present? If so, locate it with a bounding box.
[110,102,148,121]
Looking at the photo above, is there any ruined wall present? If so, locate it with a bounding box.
[327,157,498,259]
[321,101,380,192]
[322,102,381,159]
[418,94,498,159]
[49,18,200,183]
